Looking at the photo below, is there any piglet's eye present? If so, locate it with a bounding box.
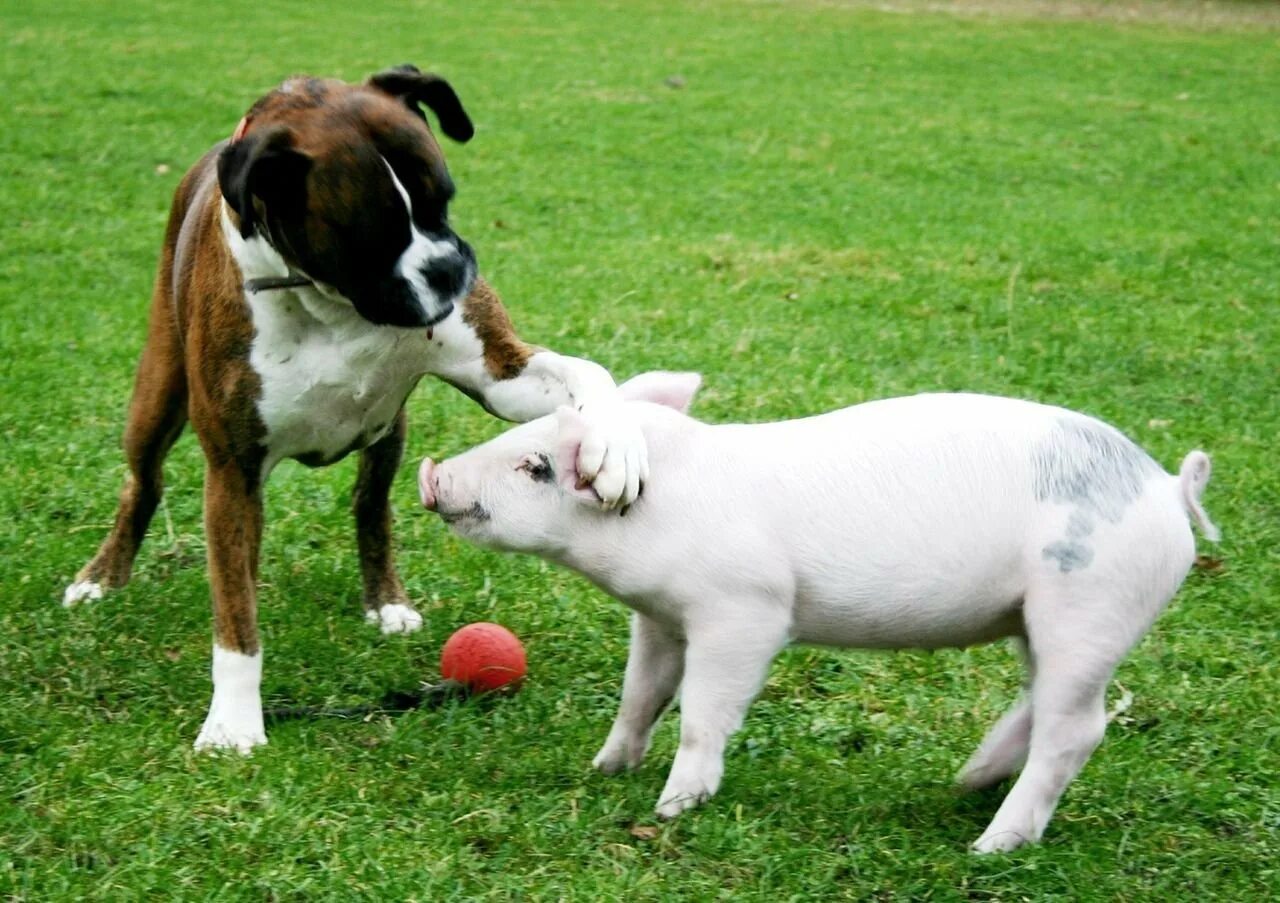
[518,453,555,483]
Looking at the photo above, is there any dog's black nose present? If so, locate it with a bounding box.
[421,251,470,301]
[421,237,475,301]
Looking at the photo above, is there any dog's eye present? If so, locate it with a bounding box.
[518,453,554,483]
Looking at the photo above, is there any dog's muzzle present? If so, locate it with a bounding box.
[420,242,474,304]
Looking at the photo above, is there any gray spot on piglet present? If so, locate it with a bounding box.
[1033,416,1160,524]
[1043,540,1095,573]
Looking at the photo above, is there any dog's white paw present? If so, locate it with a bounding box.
[195,646,265,754]
[194,704,266,755]
[592,726,650,775]
[956,759,1007,792]
[192,691,264,753]
[365,603,424,635]
[655,767,718,818]
[63,580,104,607]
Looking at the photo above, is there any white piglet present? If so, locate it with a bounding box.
[419,373,1219,852]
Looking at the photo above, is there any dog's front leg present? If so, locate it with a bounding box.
[354,410,422,634]
[194,460,267,753]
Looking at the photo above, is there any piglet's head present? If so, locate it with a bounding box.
[420,371,701,555]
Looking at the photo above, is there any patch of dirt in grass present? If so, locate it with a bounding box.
[688,239,902,282]
[784,0,1280,30]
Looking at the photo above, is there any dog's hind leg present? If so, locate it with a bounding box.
[65,301,187,605]
[355,409,422,634]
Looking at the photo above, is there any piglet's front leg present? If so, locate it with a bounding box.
[654,610,790,819]
[594,613,686,775]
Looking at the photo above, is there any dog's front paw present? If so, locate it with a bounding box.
[194,709,266,755]
[63,580,104,607]
[365,603,424,635]
[196,647,265,754]
[575,400,648,510]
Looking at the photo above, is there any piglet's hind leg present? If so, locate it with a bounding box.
[972,585,1147,853]
[958,638,1034,791]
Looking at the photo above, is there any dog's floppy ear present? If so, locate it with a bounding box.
[217,125,312,239]
[367,64,474,143]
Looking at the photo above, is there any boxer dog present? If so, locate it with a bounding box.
[63,66,646,753]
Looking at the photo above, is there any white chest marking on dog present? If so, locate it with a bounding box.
[194,644,266,754]
[221,206,439,474]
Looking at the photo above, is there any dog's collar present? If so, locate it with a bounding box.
[228,118,312,296]
[244,274,315,294]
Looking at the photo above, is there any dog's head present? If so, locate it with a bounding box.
[218,65,477,328]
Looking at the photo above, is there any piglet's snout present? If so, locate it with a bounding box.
[418,457,437,511]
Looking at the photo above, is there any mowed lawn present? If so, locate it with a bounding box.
[1,0,1277,898]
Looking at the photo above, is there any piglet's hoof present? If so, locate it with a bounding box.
[592,745,644,776]
[654,788,711,820]
[971,828,1032,854]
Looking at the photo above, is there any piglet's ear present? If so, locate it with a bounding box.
[617,371,702,413]
[554,406,601,503]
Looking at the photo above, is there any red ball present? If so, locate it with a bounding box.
[440,622,527,693]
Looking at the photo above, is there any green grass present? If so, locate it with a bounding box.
[2,0,1277,898]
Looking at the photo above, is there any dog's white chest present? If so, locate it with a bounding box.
[248,290,431,470]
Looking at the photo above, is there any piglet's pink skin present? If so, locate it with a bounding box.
[421,373,1218,854]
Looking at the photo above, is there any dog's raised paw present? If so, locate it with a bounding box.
[63,581,104,607]
[366,603,424,635]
